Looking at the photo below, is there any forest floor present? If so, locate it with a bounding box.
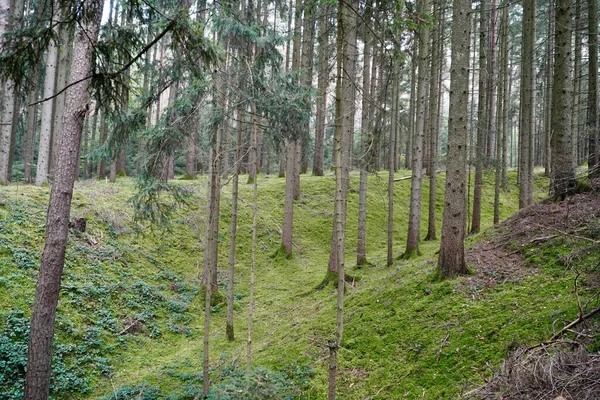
[0,169,599,399]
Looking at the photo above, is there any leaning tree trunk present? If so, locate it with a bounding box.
[437,0,470,279]
[24,2,103,398]
[551,0,575,199]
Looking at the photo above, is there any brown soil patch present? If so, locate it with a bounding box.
[464,189,600,292]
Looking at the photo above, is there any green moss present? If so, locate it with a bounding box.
[355,257,374,267]
[270,244,292,259]
[397,248,422,260]
[4,171,588,400]
[179,173,197,180]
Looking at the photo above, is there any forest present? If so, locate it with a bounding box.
[1,0,600,398]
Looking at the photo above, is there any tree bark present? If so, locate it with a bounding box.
[23,73,40,184]
[588,0,599,179]
[357,2,372,266]
[551,0,576,198]
[0,0,17,184]
[35,41,59,186]
[24,2,103,397]
[226,107,243,342]
[312,3,330,177]
[327,0,357,274]
[571,0,582,170]
[388,62,399,265]
[404,0,431,257]
[50,22,74,176]
[437,0,470,278]
[471,0,488,233]
[500,2,509,189]
[96,110,107,178]
[494,0,508,224]
[425,0,443,241]
[328,0,353,396]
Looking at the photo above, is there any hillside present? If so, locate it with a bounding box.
[1,171,598,399]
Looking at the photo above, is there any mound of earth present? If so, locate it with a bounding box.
[465,186,600,399]
[465,187,600,291]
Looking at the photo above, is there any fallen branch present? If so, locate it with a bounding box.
[530,235,558,244]
[523,339,581,354]
[550,305,600,341]
[118,318,143,336]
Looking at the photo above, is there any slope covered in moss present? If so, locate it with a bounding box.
[3,170,592,399]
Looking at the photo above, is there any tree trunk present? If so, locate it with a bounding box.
[494,0,508,224]
[328,0,353,395]
[96,110,107,178]
[407,34,417,170]
[485,0,498,163]
[571,0,582,170]
[388,62,399,265]
[35,41,58,186]
[327,0,357,276]
[23,75,40,184]
[82,113,89,179]
[471,0,488,233]
[500,2,509,189]
[281,138,296,257]
[312,4,330,176]
[299,0,315,175]
[278,141,285,177]
[437,0,470,278]
[24,2,103,397]
[50,22,74,176]
[544,2,554,176]
[551,0,575,198]
[89,105,98,178]
[0,0,17,184]
[404,0,431,257]
[588,0,599,179]
[203,71,224,297]
[226,107,243,342]
[356,3,372,267]
[425,0,443,241]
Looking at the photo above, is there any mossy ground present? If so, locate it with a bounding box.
[0,168,588,399]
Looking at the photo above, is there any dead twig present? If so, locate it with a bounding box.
[551,305,600,341]
[118,318,143,336]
